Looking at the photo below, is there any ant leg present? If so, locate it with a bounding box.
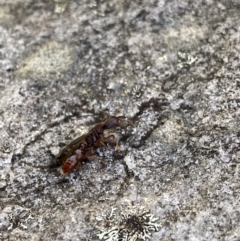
[94,135,116,151]
[93,135,109,149]
[85,149,106,166]
[104,134,121,151]
[85,149,97,161]
[127,119,134,127]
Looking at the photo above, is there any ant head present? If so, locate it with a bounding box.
[103,116,125,129]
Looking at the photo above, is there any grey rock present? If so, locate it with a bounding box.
[0,0,240,240]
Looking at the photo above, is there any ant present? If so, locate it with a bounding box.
[55,116,131,174]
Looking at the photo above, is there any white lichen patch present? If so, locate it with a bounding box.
[97,210,161,241]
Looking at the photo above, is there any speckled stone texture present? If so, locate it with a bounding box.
[0,0,240,240]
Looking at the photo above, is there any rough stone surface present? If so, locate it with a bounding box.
[0,0,240,240]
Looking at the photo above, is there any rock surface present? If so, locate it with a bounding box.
[0,0,240,240]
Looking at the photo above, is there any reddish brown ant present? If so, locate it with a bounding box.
[55,116,131,174]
